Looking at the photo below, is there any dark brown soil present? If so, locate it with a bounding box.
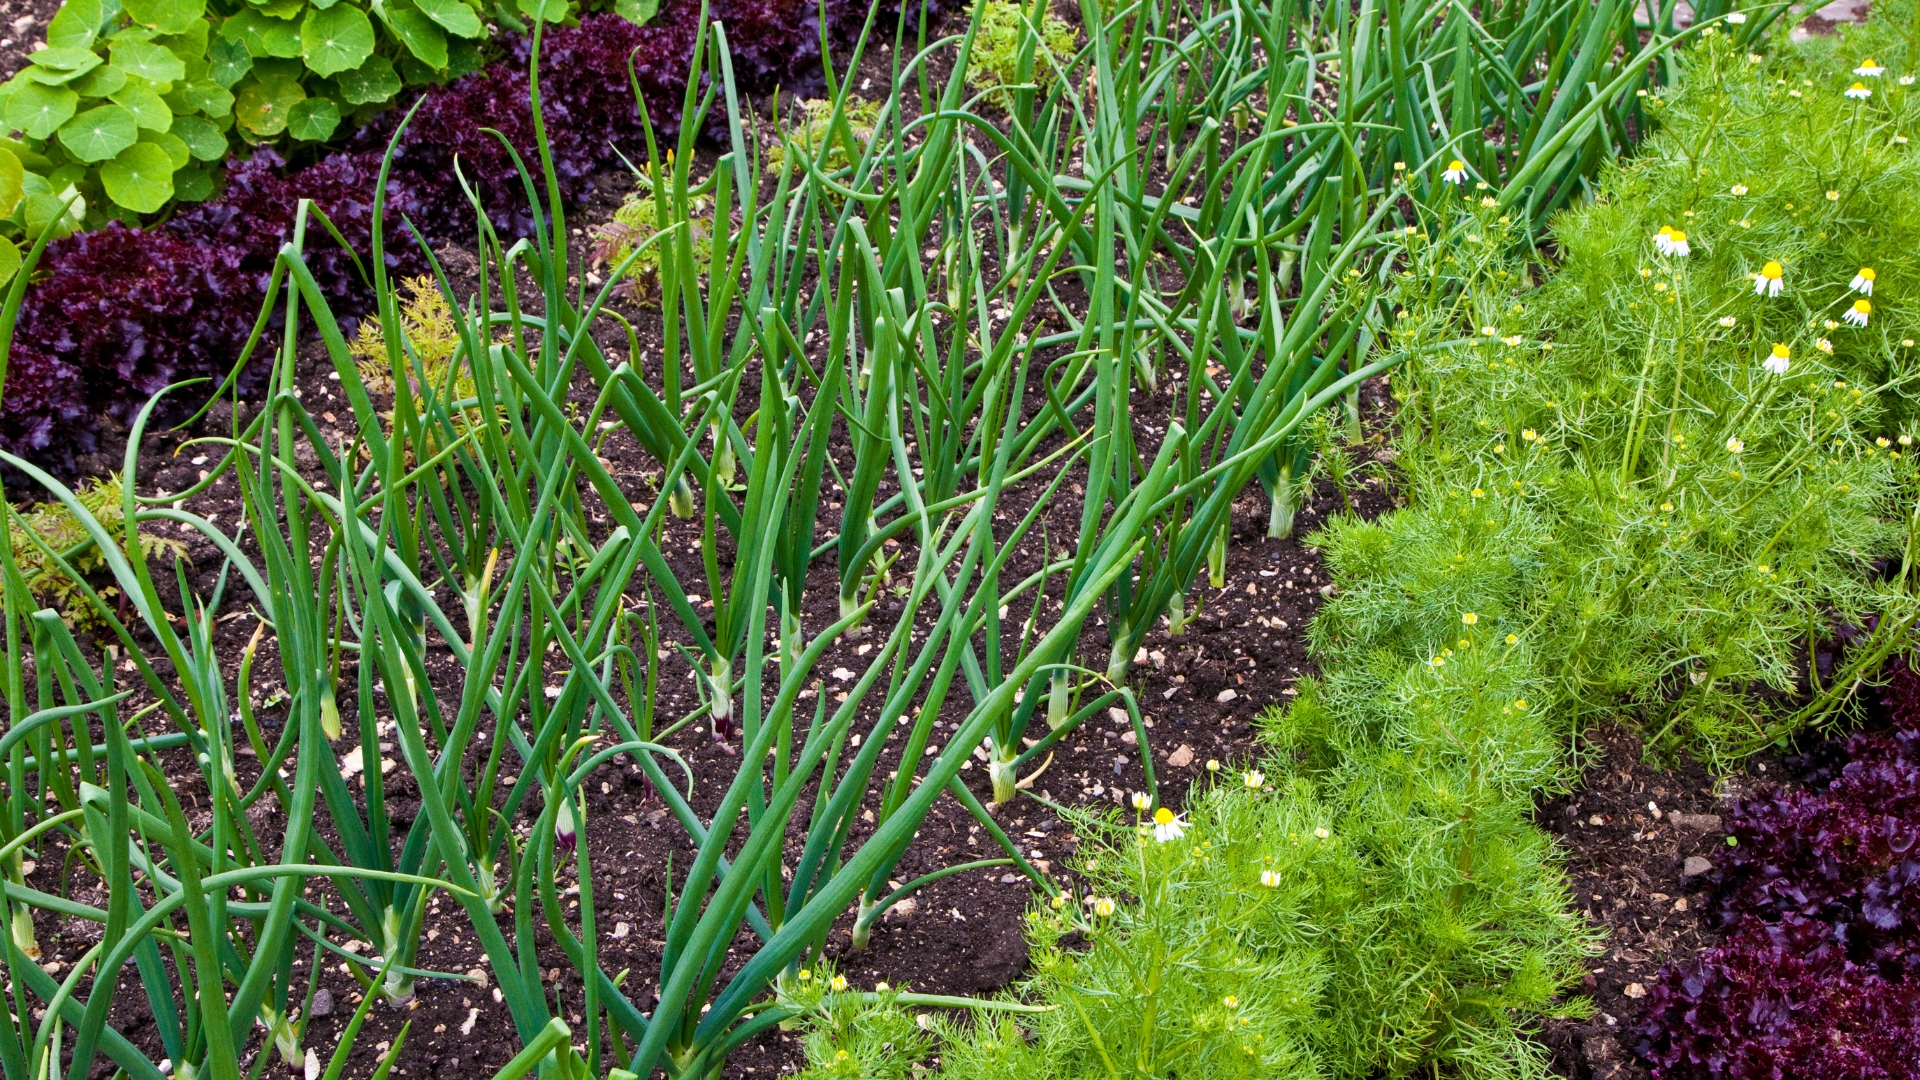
[0,0,59,79]
[1535,725,1785,1080]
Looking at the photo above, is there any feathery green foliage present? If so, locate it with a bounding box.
[1373,17,1920,762]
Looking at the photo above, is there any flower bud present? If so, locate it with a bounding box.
[554,797,577,853]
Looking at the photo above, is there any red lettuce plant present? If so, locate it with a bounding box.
[1635,665,1920,1078]
[1636,913,1920,1080]
[0,224,260,462]
[0,0,941,470]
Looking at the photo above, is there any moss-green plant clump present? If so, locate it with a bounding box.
[797,653,1593,1079]
[963,0,1077,108]
[8,473,184,626]
[1372,25,1920,763]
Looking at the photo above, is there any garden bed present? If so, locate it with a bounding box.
[25,345,1399,1078]
[4,0,1913,1078]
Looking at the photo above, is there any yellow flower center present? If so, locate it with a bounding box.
[1856,299,1872,313]
[1448,159,1464,170]
[1772,343,1791,359]
[1761,261,1783,279]
[1154,807,1174,825]
[1860,268,1876,280]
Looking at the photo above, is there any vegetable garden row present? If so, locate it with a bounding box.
[0,0,1917,1076]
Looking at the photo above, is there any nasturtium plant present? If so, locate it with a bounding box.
[0,0,225,241]
[0,0,492,241]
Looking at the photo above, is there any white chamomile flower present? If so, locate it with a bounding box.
[1243,770,1266,789]
[1902,76,1917,86]
[1668,230,1690,256]
[1843,299,1871,327]
[1259,870,1281,888]
[1653,225,1679,256]
[1726,436,1745,455]
[1719,315,1738,328]
[1764,343,1791,375]
[1754,260,1785,296]
[1731,183,1749,196]
[1846,82,1873,100]
[1130,791,1151,811]
[1092,896,1116,917]
[1850,267,1875,295]
[1442,159,1469,184]
[1815,337,1834,354]
[1725,10,1746,22]
[1151,807,1188,843]
[1856,58,1885,77]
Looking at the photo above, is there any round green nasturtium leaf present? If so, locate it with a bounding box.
[172,164,213,201]
[446,34,480,77]
[169,41,213,83]
[286,96,339,140]
[412,0,482,38]
[334,54,399,104]
[235,72,305,136]
[614,0,659,24]
[224,9,304,59]
[253,0,309,19]
[109,83,172,131]
[100,141,174,212]
[300,4,375,77]
[397,52,435,85]
[124,0,207,35]
[0,238,22,290]
[138,128,190,169]
[70,62,130,97]
[0,146,24,219]
[46,0,104,50]
[183,78,236,116]
[56,103,138,162]
[22,65,96,88]
[7,83,79,139]
[109,37,188,83]
[171,114,227,159]
[29,46,105,73]
[0,136,49,172]
[379,5,447,68]
[45,162,86,191]
[515,0,567,23]
[209,36,254,87]
[22,188,86,241]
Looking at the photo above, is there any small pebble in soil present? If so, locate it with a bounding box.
[311,989,334,1017]
[1682,855,1714,876]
